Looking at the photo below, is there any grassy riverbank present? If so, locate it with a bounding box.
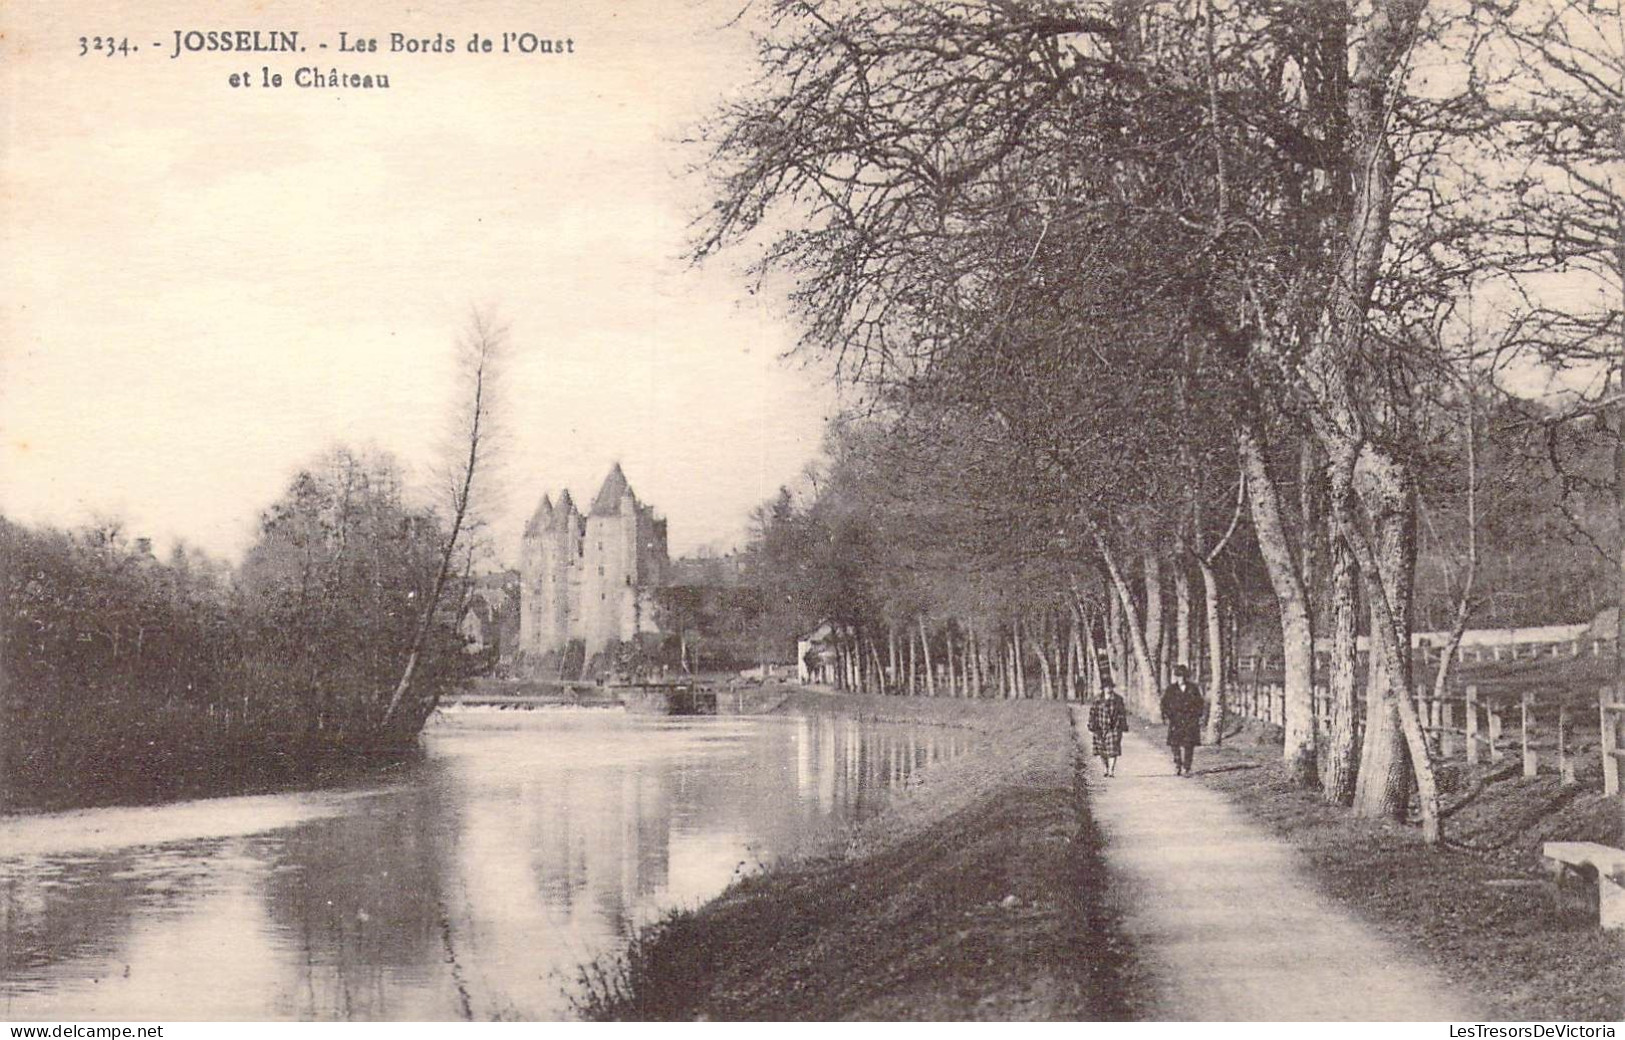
[575,690,1142,1021]
[1184,722,1624,1021]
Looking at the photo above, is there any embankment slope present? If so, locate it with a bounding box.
[577,691,1140,1020]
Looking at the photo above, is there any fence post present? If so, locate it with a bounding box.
[1521,690,1537,779]
[1604,686,1620,798]
[1488,703,1503,763]
[1466,685,1480,766]
[1559,699,1576,786]
[1418,688,1433,755]
[1440,697,1456,757]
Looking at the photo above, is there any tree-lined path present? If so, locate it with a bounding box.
[1074,709,1478,1021]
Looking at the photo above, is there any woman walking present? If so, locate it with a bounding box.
[1086,676,1129,777]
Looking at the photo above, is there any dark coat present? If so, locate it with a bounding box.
[1087,693,1128,757]
[1160,681,1207,747]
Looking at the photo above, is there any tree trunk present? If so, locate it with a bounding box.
[1036,613,1056,700]
[1001,637,1013,699]
[1069,601,1088,699]
[979,628,992,698]
[1300,436,1320,695]
[382,316,500,733]
[1430,395,1480,713]
[1321,528,1360,805]
[1198,557,1226,745]
[968,626,982,697]
[1106,583,1128,698]
[1353,589,1409,818]
[1615,384,1624,838]
[1239,425,1317,784]
[1084,621,1102,700]
[1295,0,1439,840]
[1098,536,1159,714]
[1012,622,1028,699]
[962,633,975,698]
[1342,447,1440,842]
[1037,644,1054,700]
[889,625,899,693]
[919,617,936,697]
[1143,551,1165,696]
[1616,390,1624,842]
[1065,618,1079,700]
[908,628,918,695]
[1174,560,1192,669]
[1052,614,1066,699]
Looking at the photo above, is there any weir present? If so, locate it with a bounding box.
[441,677,781,715]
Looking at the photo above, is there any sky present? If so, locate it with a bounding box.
[0,0,839,564]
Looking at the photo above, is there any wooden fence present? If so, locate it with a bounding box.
[1229,680,1625,793]
[1238,636,1616,675]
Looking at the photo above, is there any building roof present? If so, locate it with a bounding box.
[1586,606,1619,641]
[522,494,554,536]
[590,463,635,517]
[799,621,835,644]
[556,488,578,520]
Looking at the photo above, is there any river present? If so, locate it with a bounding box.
[0,707,972,1020]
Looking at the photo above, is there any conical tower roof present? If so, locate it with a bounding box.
[555,488,579,525]
[590,463,634,517]
[522,493,554,536]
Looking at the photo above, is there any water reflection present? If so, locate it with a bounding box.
[1,709,971,1020]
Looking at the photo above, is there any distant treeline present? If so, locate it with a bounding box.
[2,448,477,810]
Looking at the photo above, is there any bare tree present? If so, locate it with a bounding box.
[1485,0,1623,712]
[1193,469,1246,746]
[379,310,506,733]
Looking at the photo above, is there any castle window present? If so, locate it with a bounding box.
[598,565,604,576]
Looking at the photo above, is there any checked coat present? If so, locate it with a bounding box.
[1087,693,1129,757]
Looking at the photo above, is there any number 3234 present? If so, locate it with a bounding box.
[79,36,134,56]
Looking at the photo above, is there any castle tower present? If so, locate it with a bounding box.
[581,464,639,656]
[519,465,669,664]
[550,489,583,655]
[519,488,585,657]
[518,493,554,654]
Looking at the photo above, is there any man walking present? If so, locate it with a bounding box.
[1160,664,1207,776]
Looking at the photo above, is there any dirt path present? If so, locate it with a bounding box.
[1075,711,1475,1021]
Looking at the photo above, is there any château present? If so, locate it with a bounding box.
[518,463,669,660]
